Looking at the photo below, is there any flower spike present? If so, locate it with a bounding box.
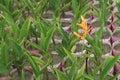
[73,16,93,40]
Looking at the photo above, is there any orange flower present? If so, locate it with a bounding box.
[73,16,93,40]
[77,16,87,31]
[73,32,85,40]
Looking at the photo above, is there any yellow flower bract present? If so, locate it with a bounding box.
[73,16,93,40]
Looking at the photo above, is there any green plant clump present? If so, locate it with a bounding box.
[0,0,120,80]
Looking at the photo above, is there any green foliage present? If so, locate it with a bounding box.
[0,42,9,75]
[54,68,69,80]
[0,0,119,80]
[100,53,120,80]
[26,53,40,77]
[19,17,31,45]
[21,69,25,80]
[116,1,120,12]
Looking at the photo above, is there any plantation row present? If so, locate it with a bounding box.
[0,0,120,80]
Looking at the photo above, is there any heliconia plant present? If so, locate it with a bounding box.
[0,0,120,80]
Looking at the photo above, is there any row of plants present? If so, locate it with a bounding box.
[0,0,120,80]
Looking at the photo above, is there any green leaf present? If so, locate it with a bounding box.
[94,25,104,41]
[63,47,76,63]
[36,20,55,52]
[115,14,120,20]
[1,42,9,65]
[44,25,55,52]
[11,40,24,57]
[99,0,106,27]
[39,57,52,74]
[0,3,11,15]
[61,2,71,11]
[57,24,69,42]
[93,63,103,75]
[92,5,100,17]
[68,62,76,80]
[71,45,76,53]
[54,68,69,80]
[0,63,8,75]
[116,1,120,12]
[23,0,34,13]
[0,4,19,39]
[109,74,119,80]
[69,35,78,50]
[72,0,79,14]
[82,74,95,80]
[0,42,9,75]
[3,0,11,8]
[87,27,103,57]
[19,17,31,45]
[32,56,45,65]
[26,52,40,77]
[36,20,46,51]
[35,0,48,16]
[36,75,42,80]
[37,21,46,36]
[86,36,94,46]
[100,53,120,80]
[76,63,85,80]
[13,5,27,20]
[103,56,114,68]
[93,46,102,57]
[21,69,25,80]
[78,4,90,16]
[0,19,6,40]
[28,41,45,53]
[54,46,66,58]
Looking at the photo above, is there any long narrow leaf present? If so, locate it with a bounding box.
[68,62,76,80]
[21,69,25,80]
[26,53,40,77]
[11,40,24,57]
[44,25,55,52]
[63,47,76,63]
[54,68,69,80]
[19,17,31,45]
[100,53,120,80]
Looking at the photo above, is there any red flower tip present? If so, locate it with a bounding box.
[57,62,64,72]
[110,15,115,22]
[113,63,120,75]
[111,49,119,56]
[109,36,119,46]
[66,27,71,33]
[108,24,115,32]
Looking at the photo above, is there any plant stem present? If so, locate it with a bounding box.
[17,68,22,80]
